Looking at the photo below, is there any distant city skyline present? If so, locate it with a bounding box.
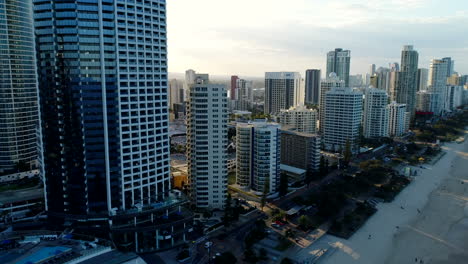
[167,0,468,77]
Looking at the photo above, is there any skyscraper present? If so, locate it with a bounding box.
[442,57,454,77]
[186,74,228,209]
[264,72,302,115]
[323,87,363,152]
[231,75,239,100]
[395,45,418,119]
[319,73,345,132]
[0,0,39,173]
[326,48,351,86]
[305,69,321,105]
[236,121,280,194]
[428,59,449,115]
[417,68,429,91]
[34,0,192,252]
[363,88,389,138]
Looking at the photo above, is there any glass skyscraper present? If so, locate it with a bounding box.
[34,0,192,252]
[0,0,39,173]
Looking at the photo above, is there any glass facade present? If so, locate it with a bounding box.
[34,0,170,216]
[0,0,39,173]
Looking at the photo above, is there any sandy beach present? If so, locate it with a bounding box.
[308,137,468,264]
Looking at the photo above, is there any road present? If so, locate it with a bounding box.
[192,210,266,264]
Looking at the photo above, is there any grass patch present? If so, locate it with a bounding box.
[328,202,377,239]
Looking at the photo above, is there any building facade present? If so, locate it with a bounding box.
[326,48,351,86]
[34,0,193,252]
[236,121,280,194]
[319,73,345,132]
[428,59,449,115]
[230,75,239,100]
[169,79,184,109]
[444,85,463,111]
[395,45,418,118]
[186,75,228,209]
[280,130,320,173]
[279,105,317,134]
[417,68,429,91]
[322,87,363,152]
[416,90,437,113]
[235,78,253,111]
[305,69,321,105]
[363,88,389,138]
[0,0,39,173]
[264,72,302,115]
[388,102,409,137]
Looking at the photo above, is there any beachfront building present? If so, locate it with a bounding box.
[388,102,409,137]
[322,87,363,152]
[186,75,228,209]
[394,45,419,118]
[416,91,437,113]
[279,105,318,134]
[363,88,389,138]
[236,121,281,194]
[280,130,321,173]
[444,85,464,111]
[34,0,194,252]
[428,59,450,115]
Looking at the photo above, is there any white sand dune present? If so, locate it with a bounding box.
[317,138,468,264]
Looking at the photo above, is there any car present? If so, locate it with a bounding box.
[271,224,281,229]
[204,241,213,248]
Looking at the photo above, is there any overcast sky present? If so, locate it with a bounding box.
[167,0,468,77]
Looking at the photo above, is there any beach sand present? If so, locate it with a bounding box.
[315,138,468,264]
[385,139,468,264]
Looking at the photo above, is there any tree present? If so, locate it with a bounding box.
[279,173,289,197]
[343,139,352,166]
[260,178,269,211]
[324,159,329,174]
[319,156,326,176]
[298,215,313,230]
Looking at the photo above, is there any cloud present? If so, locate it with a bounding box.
[167,0,468,77]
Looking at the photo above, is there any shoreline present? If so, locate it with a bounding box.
[307,138,468,263]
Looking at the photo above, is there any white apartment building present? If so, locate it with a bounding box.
[444,85,464,111]
[388,102,409,137]
[236,121,281,194]
[323,87,363,152]
[187,75,228,209]
[363,88,389,138]
[279,105,318,134]
[264,72,303,115]
[319,73,345,132]
[416,90,438,113]
[428,59,449,115]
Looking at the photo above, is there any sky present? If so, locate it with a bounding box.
[167,0,468,78]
